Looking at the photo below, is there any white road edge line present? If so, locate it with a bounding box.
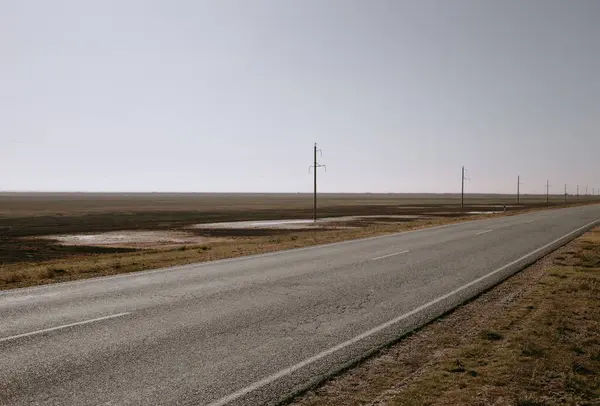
[207,219,599,406]
[371,250,410,261]
[0,312,131,343]
[475,229,493,235]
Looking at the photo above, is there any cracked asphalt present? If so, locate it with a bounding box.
[1,204,599,406]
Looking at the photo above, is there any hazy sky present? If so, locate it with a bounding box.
[2,0,599,194]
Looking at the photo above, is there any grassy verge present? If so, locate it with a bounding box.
[292,228,600,406]
[0,216,470,290]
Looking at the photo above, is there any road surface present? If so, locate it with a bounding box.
[1,204,599,405]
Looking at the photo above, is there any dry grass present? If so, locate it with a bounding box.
[291,228,600,406]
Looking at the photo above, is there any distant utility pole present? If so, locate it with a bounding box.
[517,175,523,204]
[309,143,326,222]
[546,180,550,204]
[564,184,567,205]
[461,166,470,209]
[577,185,580,200]
[462,166,465,209]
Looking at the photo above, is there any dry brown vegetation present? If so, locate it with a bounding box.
[291,228,600,406]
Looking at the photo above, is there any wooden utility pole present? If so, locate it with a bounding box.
[461,166,465,209]
[309,143,326,222]
[565,184,567,205]
[314,143,317,221]
[517,175,523,204]
[546,180,550,204]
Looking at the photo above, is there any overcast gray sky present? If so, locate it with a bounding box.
[1,0,599,194]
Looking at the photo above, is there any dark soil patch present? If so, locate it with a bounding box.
[0,237,136,265]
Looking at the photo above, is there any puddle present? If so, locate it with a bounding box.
[191,215,428,230]
[47,231,222,249]
[191,219,324,230]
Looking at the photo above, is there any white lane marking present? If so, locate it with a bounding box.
[0,312,131,343]
[371,250,410,261]
[524,220,536,224]
[207,218,599,406]
[475,229,493,235]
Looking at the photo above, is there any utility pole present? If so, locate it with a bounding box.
[546,180,550,204]
[314,144,317,220]
[564,184,567,205]
[461,166,464,209]
[577,185,580,200]
[309,143,326,222]
[461,166,470,209]
[517,175,523,205]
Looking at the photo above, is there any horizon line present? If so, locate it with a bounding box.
[0,190,583,196]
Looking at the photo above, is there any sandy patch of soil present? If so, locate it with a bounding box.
[46,231,223,249]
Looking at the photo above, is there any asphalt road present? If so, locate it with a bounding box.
[1,205,599,406]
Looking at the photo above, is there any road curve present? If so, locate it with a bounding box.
[1,204,599,406]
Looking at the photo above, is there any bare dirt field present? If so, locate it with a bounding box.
[1,192,598,289]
